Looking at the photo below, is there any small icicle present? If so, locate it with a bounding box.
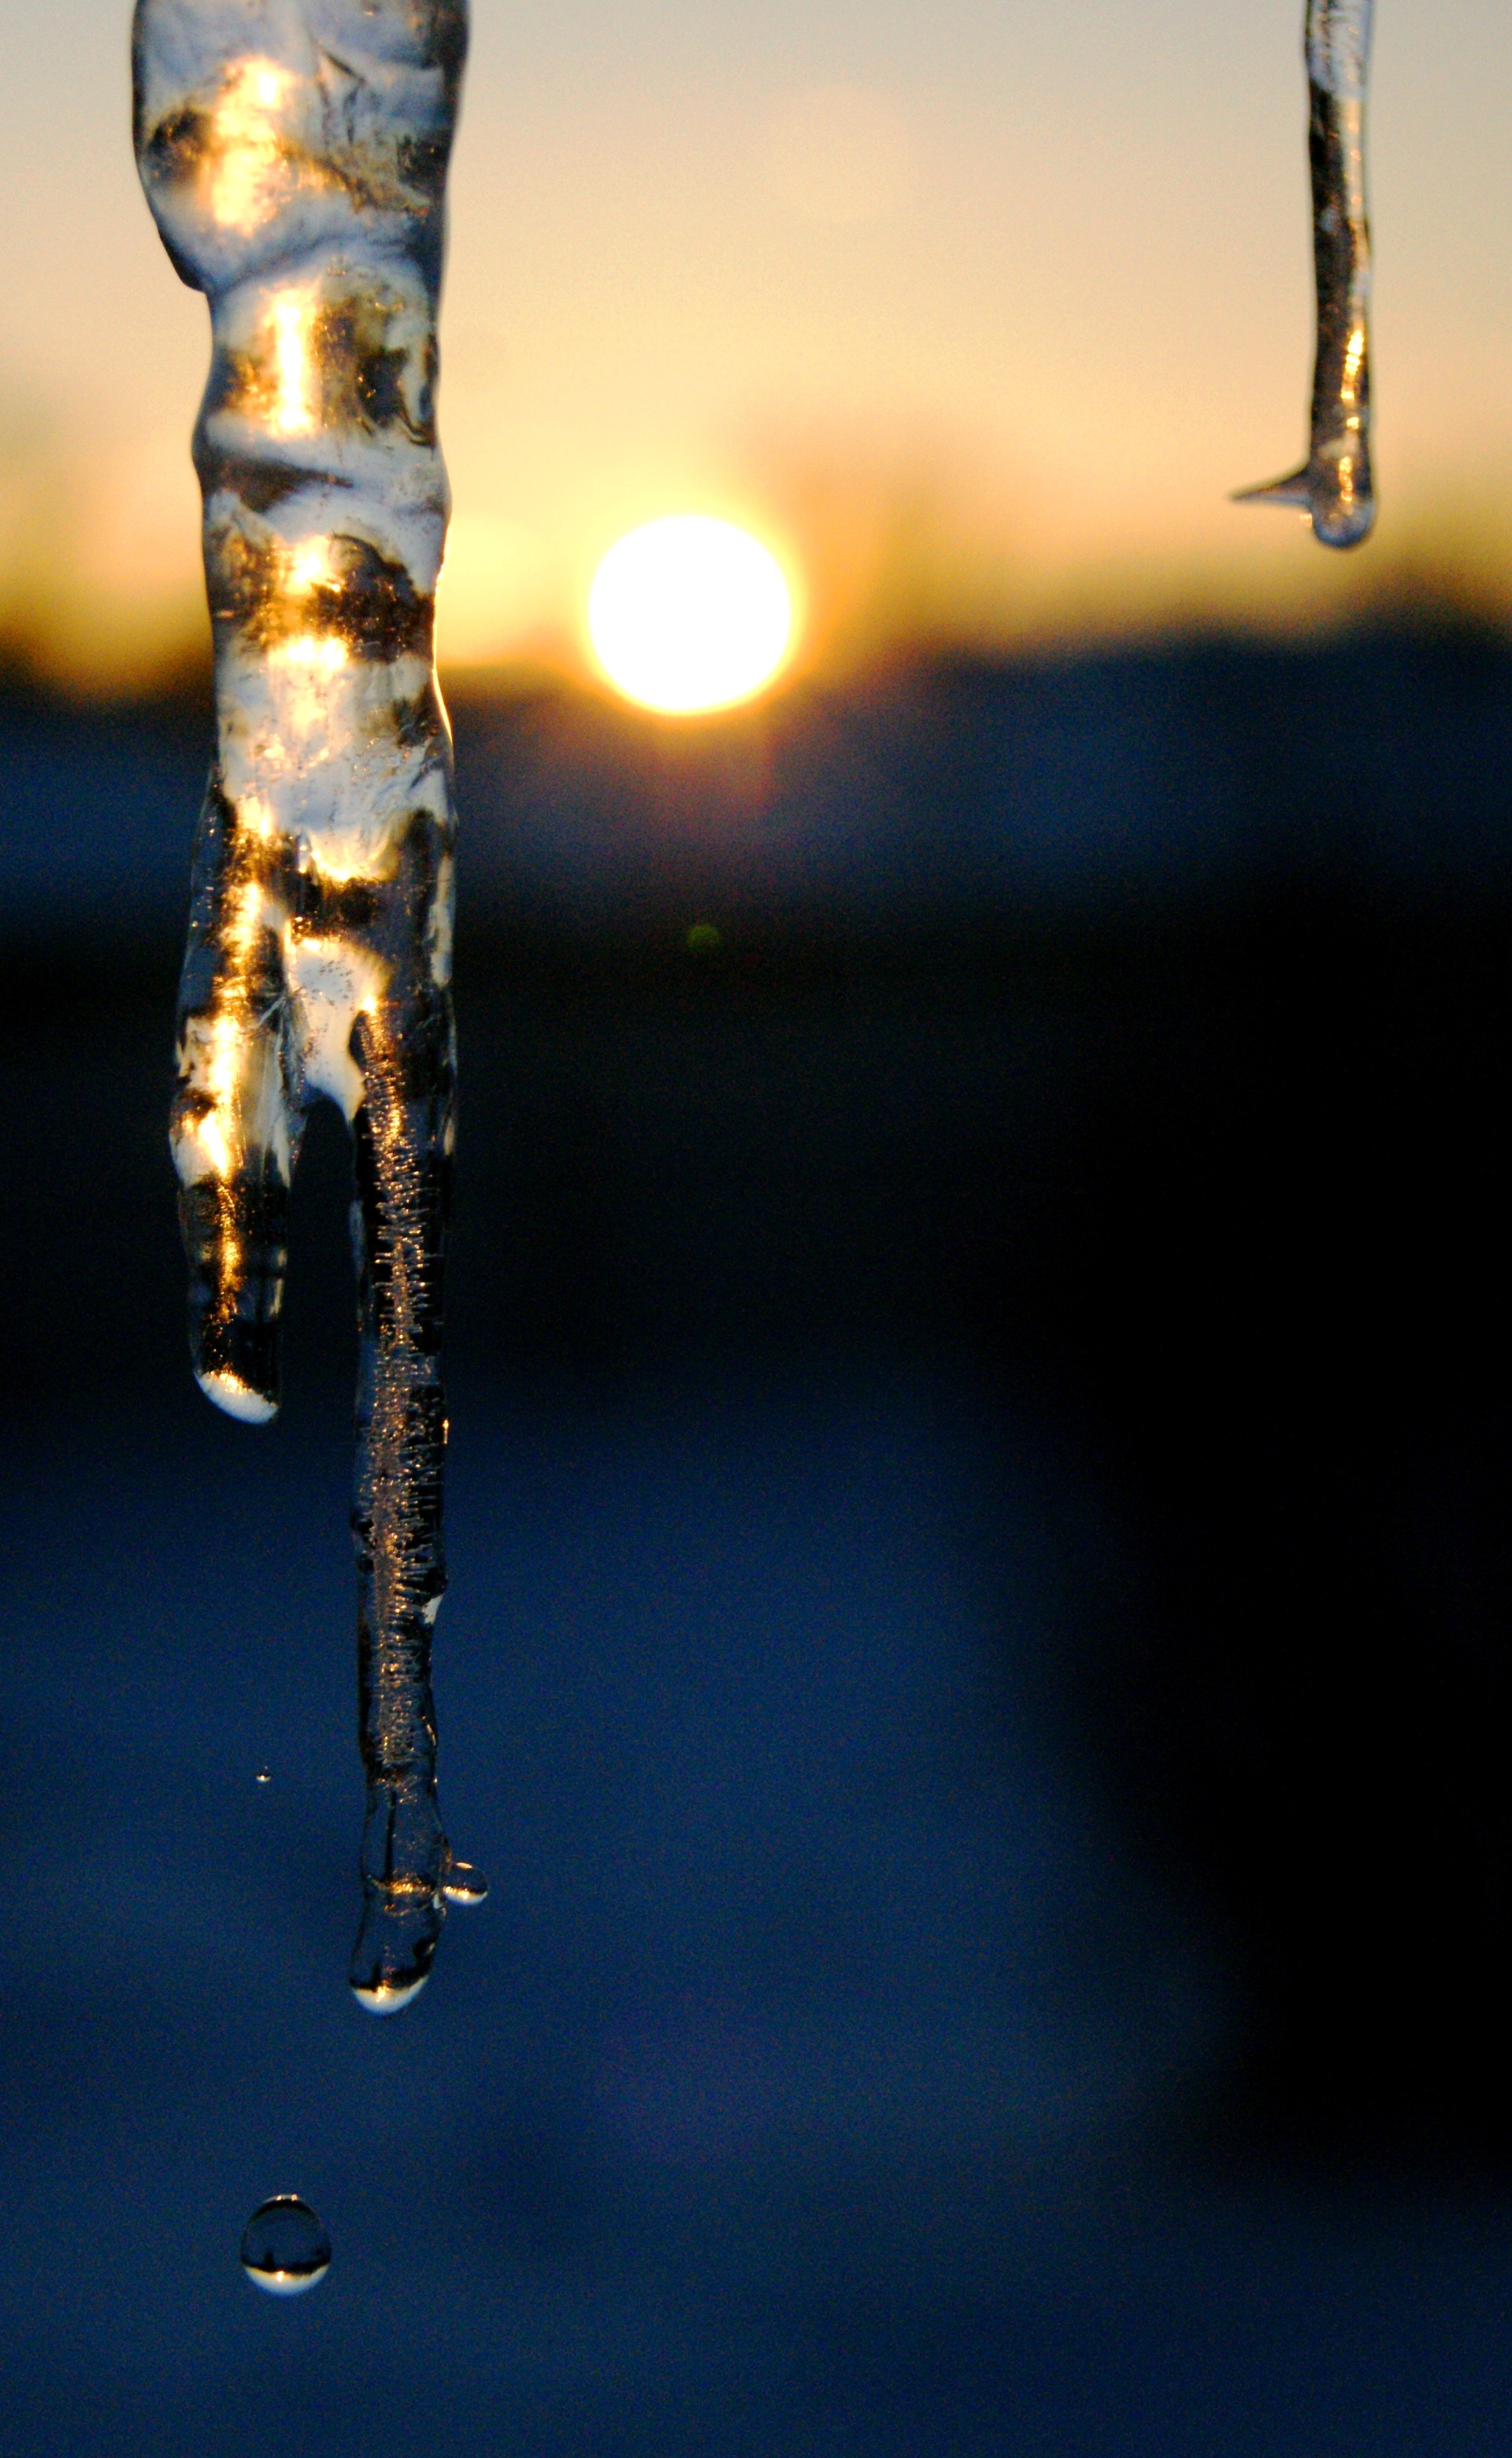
[1236,0,1375,547]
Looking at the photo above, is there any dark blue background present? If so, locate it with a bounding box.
[5,631,1512,2452]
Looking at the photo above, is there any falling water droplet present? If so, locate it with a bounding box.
[443,1860,488,1906]
[239,2196,332,2296]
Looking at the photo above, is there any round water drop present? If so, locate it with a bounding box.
[443,1860,488,1907]
[239,2196,332,2296]
[255,1767,272,1785]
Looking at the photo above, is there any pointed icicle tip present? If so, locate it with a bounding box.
[1230,464,1375,547]
[1231,467,1315,512]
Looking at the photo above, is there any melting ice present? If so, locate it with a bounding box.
[1236,0,1375,546]
[132,0,472,2009]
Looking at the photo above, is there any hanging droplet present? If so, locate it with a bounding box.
[255,1767,272,1785]
[239,2196,332,2296]
[443,1860,488,1906]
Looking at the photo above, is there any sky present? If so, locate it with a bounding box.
[3,0,1511,688]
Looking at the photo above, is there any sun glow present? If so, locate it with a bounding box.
[587,517,795,714]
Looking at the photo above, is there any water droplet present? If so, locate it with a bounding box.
[443,1860,488,1907]
[239,2196,332,2296]
[255,1767,272,1785]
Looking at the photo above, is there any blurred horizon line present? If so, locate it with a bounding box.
[6,558,1512,718]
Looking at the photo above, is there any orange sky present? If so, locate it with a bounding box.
[4,0,1512,690]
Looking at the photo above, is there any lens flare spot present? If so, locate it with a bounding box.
[588,517,794,715]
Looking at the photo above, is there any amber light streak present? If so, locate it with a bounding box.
[196,820,280,1183]
[207,57,294,234]
[269,290,317,436]
[187,795,280,1181]
[1343,330,1365,398]
[183,799,288,1429]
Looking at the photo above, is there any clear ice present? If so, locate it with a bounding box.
[240,2194,333,2293]
[133,0,469,2010]
[1235,0,1375,547]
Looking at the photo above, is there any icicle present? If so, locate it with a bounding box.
[133,0,471,2010]
[1235,0,1375,547]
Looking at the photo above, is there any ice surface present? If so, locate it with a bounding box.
[1236,0,1375,547]
[133,0,469,2007]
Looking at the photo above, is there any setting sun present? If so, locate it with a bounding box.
[587,516,795,715]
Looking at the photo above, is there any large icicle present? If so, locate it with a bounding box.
[1236,0,1375,547]
[133,0,470,2010]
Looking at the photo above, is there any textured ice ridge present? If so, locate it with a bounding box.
[1236,0,1375,547]
[134,0,469,2009]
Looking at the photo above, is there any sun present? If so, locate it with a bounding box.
[588,515,795,714]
